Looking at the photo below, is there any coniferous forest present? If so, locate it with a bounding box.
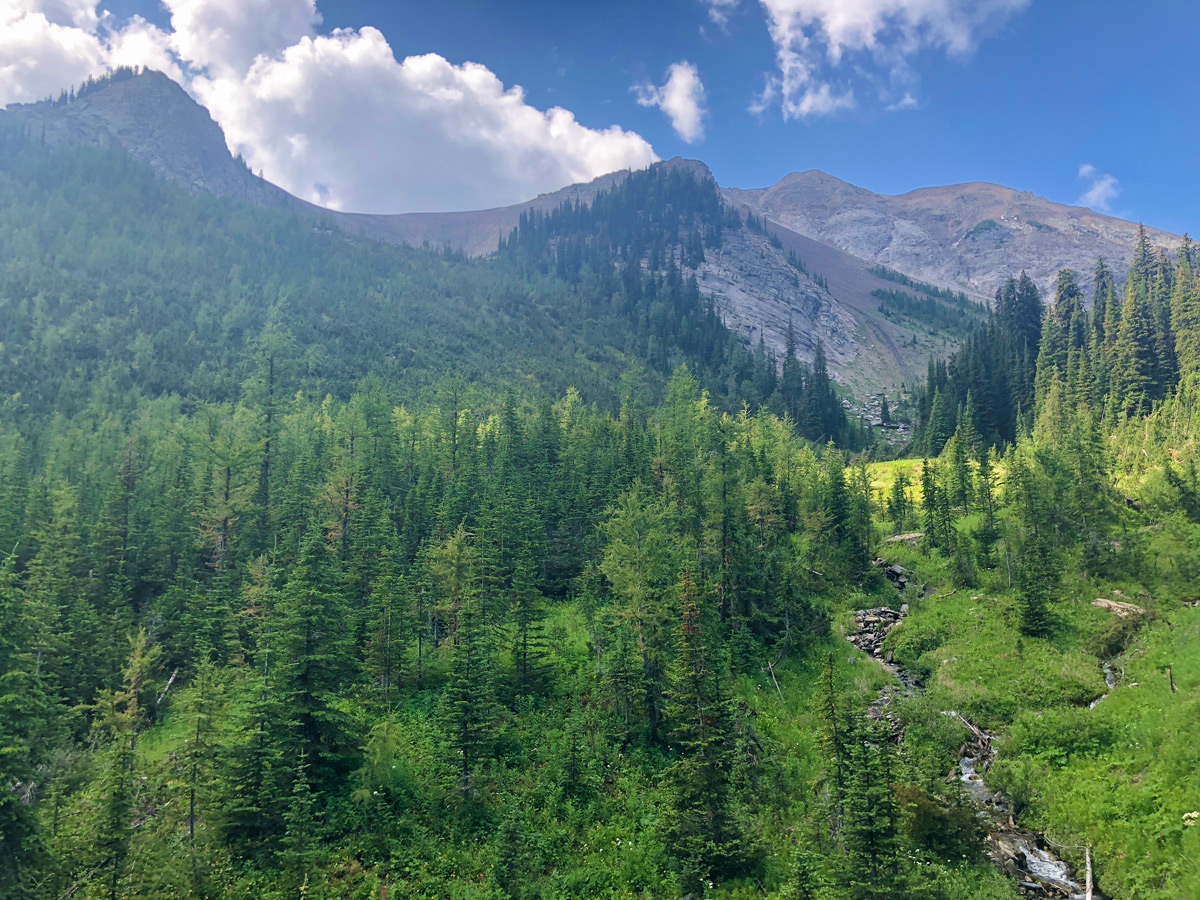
[1,110,1199,900]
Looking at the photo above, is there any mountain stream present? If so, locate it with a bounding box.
[850,563,1109,899]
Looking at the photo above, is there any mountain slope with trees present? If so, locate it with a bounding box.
[0,69,1198,900]
[13,67,1177,396]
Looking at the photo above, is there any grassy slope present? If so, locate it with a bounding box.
[872,462,1200,900]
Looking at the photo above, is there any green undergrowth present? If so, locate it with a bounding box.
[994,610,1200,900]
[870,457,1200,900]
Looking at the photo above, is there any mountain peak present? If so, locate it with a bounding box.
[1,68,302,210]
[658,157,714,181]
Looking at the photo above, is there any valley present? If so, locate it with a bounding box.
[1,66,1198,900]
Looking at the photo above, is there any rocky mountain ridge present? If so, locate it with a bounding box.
[2,70,313,214]
[4,68,1186,397]
[726,170,1181,299]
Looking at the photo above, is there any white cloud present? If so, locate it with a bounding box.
[162,0,319,76]
[633,61,707,143]
[700,0,740,27]
[197,30,658,211]
[0,0,659,213]
[1077,163,1119,213]
[1,4,102,104]
[754,0,1028,119]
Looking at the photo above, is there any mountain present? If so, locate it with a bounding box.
[3,68,1186,400]
[0,73,876,391]
[4,69,1200,900]
[0,68,313,213]
[726,170,1180,299]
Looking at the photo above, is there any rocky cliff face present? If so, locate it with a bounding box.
[726,171,1181,300]
[1,70,310,213]
[690,221,859,373]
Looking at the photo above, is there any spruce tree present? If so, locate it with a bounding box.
[1171,247,1200,380]
[274,519,358,785]
[1091,257,1115,342]
[1112,274,1160,414]
[662,569,745,892]
[445,566,497,804]
[1017,529,1056,637]
[815,652,848,811]
[365,549,410,707]
[841,716,902,900]
[0,555,53,898]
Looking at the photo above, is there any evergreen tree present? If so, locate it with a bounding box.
[365,549,410,707]
[1171,244,1200,380]
[887,472,911,532]
[510,547,546,697]
[1017,529,1057,637]
[600,486,681,741]
[841,716,902,900]
[1112,273,1161,414]
[1091,257,1115,342]
[815,652,848,812]
[277,755,321,895]
[273,519,359,785]
[0,555,53,899]
[445,554,498,804]
[661,569,746,891]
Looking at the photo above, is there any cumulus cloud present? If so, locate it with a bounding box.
[0,0,659,213]
[163,0,320,76]
[633,61,707,143]
[1077,163,1119,213]
[196,30,658,211]
[753,0,1028,119]
[1,1,105,103]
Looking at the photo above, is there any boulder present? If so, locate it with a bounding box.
[1091,598,1145,618]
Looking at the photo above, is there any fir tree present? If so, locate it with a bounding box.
[841,716,902,900]
[273,519,358,785]
[1112,274,1161,414]
[661,569,746,892]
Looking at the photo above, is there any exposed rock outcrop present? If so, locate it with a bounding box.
[1090,598,1145,618]
[1,70,311,213]
[727,169,1182,301]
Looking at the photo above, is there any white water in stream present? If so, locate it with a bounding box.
[1022,846,1087,896]
[854,595,1106,898]
[1088,661,1119,709]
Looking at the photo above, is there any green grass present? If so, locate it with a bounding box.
[884,586,1107,724]
[868,455,1200,899]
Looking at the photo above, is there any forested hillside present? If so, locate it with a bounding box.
[1,113,1198,900]
[913,233,1200,452]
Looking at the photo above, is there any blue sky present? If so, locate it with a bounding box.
[336,0,1199,232]
[3,1,1197,233]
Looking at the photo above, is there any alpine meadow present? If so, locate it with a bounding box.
[0,7,1198,900]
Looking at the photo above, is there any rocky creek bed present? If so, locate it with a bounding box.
[848,561,1106,899]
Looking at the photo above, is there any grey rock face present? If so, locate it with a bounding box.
[727,171,1183,301]
[691,226,858,370]
[2,70,309,214]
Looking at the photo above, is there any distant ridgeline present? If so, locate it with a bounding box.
[499,164,864,448]
[913,229,1200,454]
[0,124,865,448]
